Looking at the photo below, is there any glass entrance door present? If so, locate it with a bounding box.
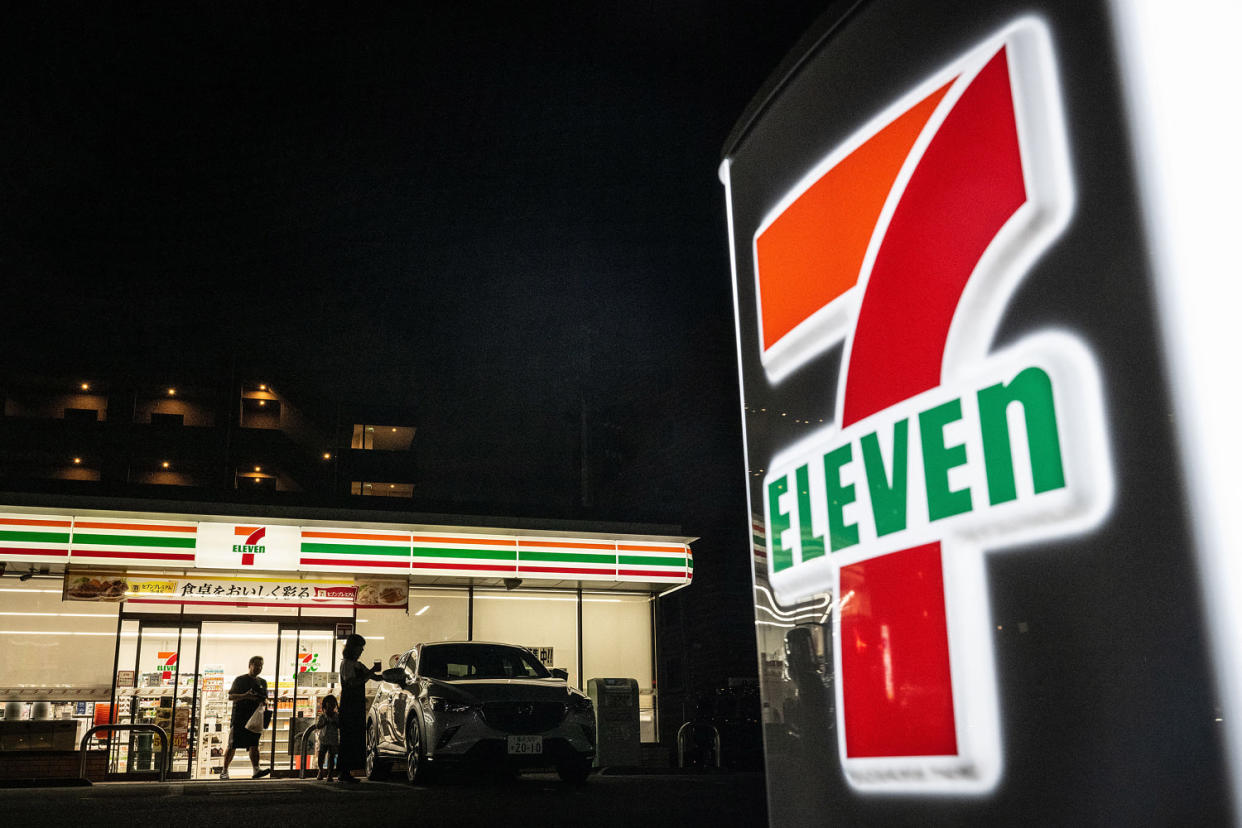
[118,621,200,778]
[111,617,347,778]
[196,621,278,779]
[271,623,340,774]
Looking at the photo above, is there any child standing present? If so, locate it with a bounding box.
[315,694,340,780]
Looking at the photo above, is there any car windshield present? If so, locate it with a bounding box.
[418,644,551,680]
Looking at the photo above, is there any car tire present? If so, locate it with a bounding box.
[405,721,428,785]
[556,756,592,784]
[365,746,391,781]
[365,721,391,780]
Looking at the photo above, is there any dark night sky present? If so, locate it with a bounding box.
[1,3,830,517]
[5,3,826,389]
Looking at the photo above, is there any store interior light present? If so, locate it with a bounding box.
[415,605,430,616]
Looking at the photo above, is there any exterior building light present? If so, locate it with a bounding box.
[258,384,267,391]
[72,458,81,465]
[161,461,170,469]
[258,400,266,407]
[322,453,331,460]
[167,388,176,396]
[253,466,261,472]
[80,383,89,391]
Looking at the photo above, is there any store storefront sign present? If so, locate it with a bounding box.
[740,19,1112,792]
[194,523,300,571]
[722,0,1238,823]
[0,510,692,590]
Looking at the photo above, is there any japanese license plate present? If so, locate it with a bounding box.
[507,735,542,755]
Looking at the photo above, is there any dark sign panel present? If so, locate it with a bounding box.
[723,1,1237,823]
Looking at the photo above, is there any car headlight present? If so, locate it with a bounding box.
[429,696,475,714]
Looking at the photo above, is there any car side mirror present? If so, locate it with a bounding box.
[550,667,568,681]
[381,668,406,686]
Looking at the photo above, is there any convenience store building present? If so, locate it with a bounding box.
[0,500,692,779]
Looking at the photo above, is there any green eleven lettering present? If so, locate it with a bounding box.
[768,366,1066,571]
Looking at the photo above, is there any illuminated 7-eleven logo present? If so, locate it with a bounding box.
[232,526,267,566]
[748,19,1112,793]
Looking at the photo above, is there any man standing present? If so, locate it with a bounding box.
[222,655,271,780]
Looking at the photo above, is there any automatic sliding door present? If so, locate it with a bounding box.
[127,623,198,777]
[196,621,278,779]
[273,625,339,774]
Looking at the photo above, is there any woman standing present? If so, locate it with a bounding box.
[336,633,381,784]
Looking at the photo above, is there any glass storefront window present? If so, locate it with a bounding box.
[582,592,656,741]
[0,579,118,690]
[472,589,580,688]
[357,587,468,666]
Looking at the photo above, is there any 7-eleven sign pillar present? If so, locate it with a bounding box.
[731,17,1112,794]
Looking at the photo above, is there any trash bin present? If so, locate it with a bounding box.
[586,678,640,768]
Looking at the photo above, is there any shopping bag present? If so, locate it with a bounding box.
[245,705,265,734]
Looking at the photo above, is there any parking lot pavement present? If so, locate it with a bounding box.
[0,771,768,828]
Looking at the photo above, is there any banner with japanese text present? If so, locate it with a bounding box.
[62,568,408,609]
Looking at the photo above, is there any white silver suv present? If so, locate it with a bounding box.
[366,641,596,784]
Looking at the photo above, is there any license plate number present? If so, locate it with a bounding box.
[507,735,542,755]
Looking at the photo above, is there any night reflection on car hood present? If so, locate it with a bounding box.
[425,677,575,703]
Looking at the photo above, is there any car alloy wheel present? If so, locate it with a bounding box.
[365,721,389,780]
[365,746,387,781]
[405,721,424,784]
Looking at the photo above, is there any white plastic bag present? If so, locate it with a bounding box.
[245,705,265,734]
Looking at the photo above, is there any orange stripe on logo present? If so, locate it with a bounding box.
[755,81,952,351]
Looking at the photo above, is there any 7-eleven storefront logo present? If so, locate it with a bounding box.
[751,19,1112,792]
[232,526,266,566]
[157,651,177,681]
